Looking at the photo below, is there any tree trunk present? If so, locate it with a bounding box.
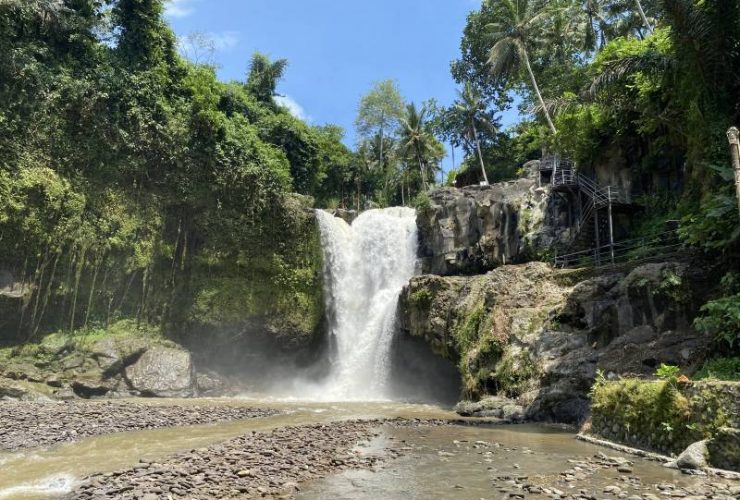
[471,120,490,185]
[356,176,361,211]
[727,127,740,216]
[379,112,385,167]
[68,246,87,333]
[83,253,103,329]
[634,0,653,34]
[32,250,61,339]
[415,143,428,191]
[521,49,557,136]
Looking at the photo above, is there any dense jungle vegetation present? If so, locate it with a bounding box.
[0,0,738,359]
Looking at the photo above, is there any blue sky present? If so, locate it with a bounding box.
[165,0,522,174]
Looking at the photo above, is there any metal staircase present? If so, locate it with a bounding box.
[539,155,632,267]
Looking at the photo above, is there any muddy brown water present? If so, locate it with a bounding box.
[0,398,720,499]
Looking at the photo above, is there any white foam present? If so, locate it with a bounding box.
[0,474,76,499]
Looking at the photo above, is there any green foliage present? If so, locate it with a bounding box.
[694,357,740,381]
[694,294,740,350]
[494,348,540,398]
[655,363,680,380]
[409,289,433,308]
[411,191,431,211]
[591,377,732,454]
[0,2,350,343]
[354,80,405,141]
[245,52,288,104]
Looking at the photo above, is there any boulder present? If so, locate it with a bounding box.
[196,370,228,396]
[124,346,195,397]
[71,373,116,398]
[0,377,52,401]
[666,440,709,471]
[455,396,526,421]
[90,336,149,374]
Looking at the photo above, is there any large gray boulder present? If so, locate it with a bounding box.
[124,346,195,397]
[665,440,709,471]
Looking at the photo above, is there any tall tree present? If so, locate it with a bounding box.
[354,80,405,167]
[485,0,558,135]
[399,103,442,191]
[454,83,493,185]
[112,0,179,71]
[246,52,288,104]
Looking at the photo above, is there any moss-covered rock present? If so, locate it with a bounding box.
[590,378,739,470]
[0,320,211,400]
[399,260,715,424]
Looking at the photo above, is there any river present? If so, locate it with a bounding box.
[0,398,720,500]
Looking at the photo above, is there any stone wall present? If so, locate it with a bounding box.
[590,379,739,470]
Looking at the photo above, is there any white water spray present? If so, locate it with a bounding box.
[313,207,418,400]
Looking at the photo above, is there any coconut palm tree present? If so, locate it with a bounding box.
[399,103,436,191]
[582,0,612,52]
[485,0,558,135]
[454,83,492,185]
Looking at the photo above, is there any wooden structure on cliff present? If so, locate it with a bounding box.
[539,155,637,267]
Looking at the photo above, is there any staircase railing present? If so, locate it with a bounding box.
[553,228,682,269]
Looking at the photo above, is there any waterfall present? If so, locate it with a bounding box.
[313,207,418,400]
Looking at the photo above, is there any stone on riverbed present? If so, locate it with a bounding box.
[665,440,709,471]
[123,346,195,397]
[455,396,526,421]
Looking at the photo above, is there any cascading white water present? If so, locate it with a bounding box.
[313,207,419,400]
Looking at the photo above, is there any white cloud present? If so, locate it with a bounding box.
[178,31,240,64]
[275,95,310,122]
[209,31,239,50]
[165,0,196,18]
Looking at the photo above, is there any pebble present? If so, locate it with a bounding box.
[0,401,279,451]
[63,418,451,499]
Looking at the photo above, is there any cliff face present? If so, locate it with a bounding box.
[416,176,569,276]
[398,261,712,423]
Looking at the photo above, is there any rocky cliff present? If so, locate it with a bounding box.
[416,173,569,276]
[398,260,713,423]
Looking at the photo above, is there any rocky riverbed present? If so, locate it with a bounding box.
[488,450,740,499]
[66,419,409,499]
[0,400,279,451]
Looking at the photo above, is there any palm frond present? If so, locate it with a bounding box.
[528,95,580,117]
[487,37,519,77]
[587,50,675,97]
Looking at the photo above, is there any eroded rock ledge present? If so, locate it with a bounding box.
[416,176,567,276]
[398,261,713,424]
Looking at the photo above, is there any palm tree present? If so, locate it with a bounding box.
[246,52,288,103]
[454,83,492,185]
[485,0,558,135]
[399,103,435,191]
[582,0,612,52]
[634,0,654,34]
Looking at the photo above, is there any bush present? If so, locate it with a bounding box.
[693,357,740,381]
[693,294,740,350]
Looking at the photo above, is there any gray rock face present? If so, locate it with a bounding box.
[124,346,195,397]
[399,260,712,424]
[673,440,709,470]
[416,179,568,275]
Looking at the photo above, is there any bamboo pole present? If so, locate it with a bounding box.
[727,127,740,216]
